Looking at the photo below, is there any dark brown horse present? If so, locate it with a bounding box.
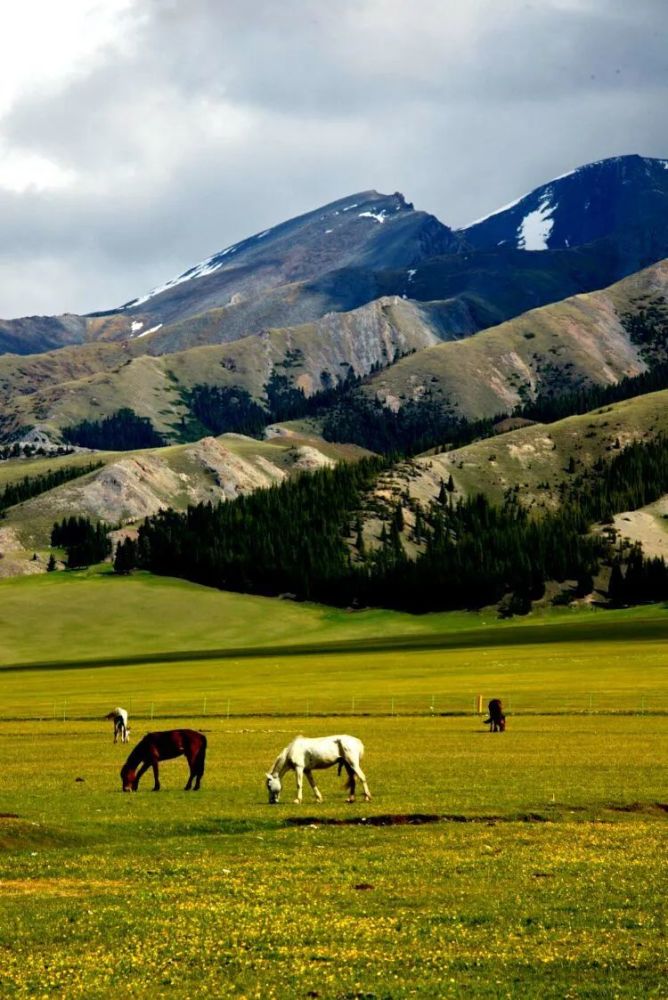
[120,730,207,791]
[484,699,506,732]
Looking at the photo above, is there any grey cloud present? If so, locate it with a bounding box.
[0,0,666,316]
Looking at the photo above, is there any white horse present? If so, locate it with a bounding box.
[265,734,371,804]
[105,707,130,744]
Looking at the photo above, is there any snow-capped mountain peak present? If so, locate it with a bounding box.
[460,155,668,252]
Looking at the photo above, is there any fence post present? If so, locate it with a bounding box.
[150,702,154,721]
[203,696,207,716]
[390,698,395,717]
[476,694,483,715]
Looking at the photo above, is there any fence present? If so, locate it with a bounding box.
[2,688,667,723]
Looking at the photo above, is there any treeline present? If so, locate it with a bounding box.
[1,443,75,461]
[51,516,111,568]
[62,408,164,451]
[321,394,498,455]
[569,435,668,523]
[132,457,386,599]
[609,547,668,605]
[187,368,362,439]
[189,374,498,456]
[124,435,668,612]
[0,462,102,514]
[516,359,668,424]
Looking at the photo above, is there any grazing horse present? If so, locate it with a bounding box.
[105,707,129,744]
[120,729,207,791]
[484,699,506,732]
[266,734,371,804]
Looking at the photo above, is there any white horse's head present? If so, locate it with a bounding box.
[266,773,281,804]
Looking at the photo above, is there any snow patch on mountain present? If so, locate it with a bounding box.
[126,255,226,309]
[136,323,163,338]
[517,195,555,250]
[358,210,387,224]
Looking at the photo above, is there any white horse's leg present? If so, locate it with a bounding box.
[294,766,304,804]
[305,769,323,803]
[346,753,371,802]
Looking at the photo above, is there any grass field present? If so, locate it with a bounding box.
[0,572,667,997]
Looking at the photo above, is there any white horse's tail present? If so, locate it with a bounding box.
[336,736,363,793]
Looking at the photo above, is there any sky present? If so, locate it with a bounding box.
[1,0,667,317]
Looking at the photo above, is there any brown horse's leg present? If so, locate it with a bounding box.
[194,737,206,790]
[149,750,160,791]
[184,752,194,791]
[133,761,150,791]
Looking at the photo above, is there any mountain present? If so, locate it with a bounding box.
[460,155,668,252]
[4,156,668,365]
[1,154,668,458]
[118,189,458,323]
[0,190,457,357]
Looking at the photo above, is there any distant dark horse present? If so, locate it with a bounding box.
[120,730,207,791]
[484,699,506,732]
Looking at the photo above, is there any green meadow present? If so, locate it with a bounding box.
[0,571,667,997]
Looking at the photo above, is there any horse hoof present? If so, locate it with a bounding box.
[293,799,302,805]
[346,797,356,803]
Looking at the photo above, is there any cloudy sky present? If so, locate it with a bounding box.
[1,0,666,317]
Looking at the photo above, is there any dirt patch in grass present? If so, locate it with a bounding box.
[607,801,668,817]
[284,811,552,828]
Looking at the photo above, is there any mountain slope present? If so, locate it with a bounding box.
[3,256,667,447]
[359,389,668,560]
[0,295,447,443]
[364,259,668,418]
[118,190,457,324]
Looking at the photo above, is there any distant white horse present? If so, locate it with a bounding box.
[266,735,371,804]
[105,707,130,744]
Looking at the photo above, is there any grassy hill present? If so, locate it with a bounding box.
[3,258,667,447]
[0,296,444,444]
[0,431,368,574]
[1,564,666,672]
[360,389,668,559]
[364,260,668,418]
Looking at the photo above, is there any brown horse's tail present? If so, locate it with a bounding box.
[195,734,207,778]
